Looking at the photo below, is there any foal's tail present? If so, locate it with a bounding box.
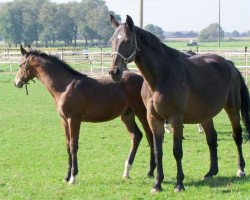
[237,68,250,142]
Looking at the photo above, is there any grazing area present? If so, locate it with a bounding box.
[0,74,249,199]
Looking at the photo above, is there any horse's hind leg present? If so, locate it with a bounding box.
[201,119,219,179]
[225,108,246,177]
[68,118,81,184]
[121,109,143,179]
[61,118,72,182]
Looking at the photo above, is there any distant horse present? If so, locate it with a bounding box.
[108,15,250,193]
[14,46,156,184]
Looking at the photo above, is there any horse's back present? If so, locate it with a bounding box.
[59,72,144,122]
[181,54,240,122]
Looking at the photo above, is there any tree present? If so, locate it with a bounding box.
[231,30,240,37]
[198,23,224,42]
[0,2,23,46]
[55,4,74,46]
[144,24,165,41]
[38,2,58,47]
[22,0,47,47]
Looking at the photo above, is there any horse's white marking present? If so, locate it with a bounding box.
[117,34,123,39]
[68,175,75,185]
[236,169,246,177]
[198,124,204,133]
[164,123,172,133]
[14,76,21,86]
[123,160,132,179]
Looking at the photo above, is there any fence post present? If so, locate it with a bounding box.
[101,52,104,75]
[90,53,93,76]
[61,47,64,60]
[245,46,248,66]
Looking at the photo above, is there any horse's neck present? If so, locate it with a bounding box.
[36,64,75,98]
[134,44,169,90]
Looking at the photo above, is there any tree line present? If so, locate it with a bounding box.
[0,0,121,48]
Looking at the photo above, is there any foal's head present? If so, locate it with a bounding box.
[108,14,138,81]
[14,45,37,88]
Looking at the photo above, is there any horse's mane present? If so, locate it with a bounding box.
[135,26,182,58]
[27,49,87,77]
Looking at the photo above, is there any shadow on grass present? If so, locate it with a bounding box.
[162,175,250,189]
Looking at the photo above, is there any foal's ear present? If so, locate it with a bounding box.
[110,14,119,29]
[27,44,32,51]
[126,15,134,30]
[20,45,27,56]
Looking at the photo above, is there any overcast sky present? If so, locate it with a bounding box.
[0,0,249,32]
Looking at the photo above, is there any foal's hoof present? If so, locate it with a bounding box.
[236,169,246,177]
[174,184,185,192]
[68,176,75,185]
[123,175,130,179]
[63,178,69,183]
[150,187,162,194]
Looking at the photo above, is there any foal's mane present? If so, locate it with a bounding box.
[135,26,182,58]
[27,49,87,77]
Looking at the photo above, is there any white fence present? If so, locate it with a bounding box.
[1,49,250,81]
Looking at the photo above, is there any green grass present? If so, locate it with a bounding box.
[0,75,250,199]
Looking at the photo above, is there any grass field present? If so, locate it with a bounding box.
[0,74,249,200]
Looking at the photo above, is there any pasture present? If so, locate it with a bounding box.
[0,74,249,199]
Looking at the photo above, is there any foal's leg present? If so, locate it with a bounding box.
[68,118,81,184]
[147,113,164,193]
[121,110,143,179]
[61,118,72,182]
[201,119,219,179]
[225,108,246,177]
[135,112,156,178]
[171,117,185,192]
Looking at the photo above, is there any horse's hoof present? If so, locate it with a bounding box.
[203,176,213,180]
[147,174,154,179]
[150,187,162,194]
[68,176,75,185]
[174,184,185,192]
[236,170,246,177]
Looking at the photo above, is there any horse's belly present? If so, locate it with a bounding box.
[183,98,226,123]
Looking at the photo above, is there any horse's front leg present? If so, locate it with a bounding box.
[147,112,164,193]
[68,118,81,184]
[171,116,185,192]
[61,118,72,182]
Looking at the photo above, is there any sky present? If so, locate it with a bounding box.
[0,0,249,32]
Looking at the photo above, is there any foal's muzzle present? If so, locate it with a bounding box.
[108,66,122,81]
[14,76,24,88]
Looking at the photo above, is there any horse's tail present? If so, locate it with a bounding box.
[237,68,250,142]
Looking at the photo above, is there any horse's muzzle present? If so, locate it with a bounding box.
[108,67,122,82]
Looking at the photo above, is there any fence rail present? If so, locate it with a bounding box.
[1,49,250,80]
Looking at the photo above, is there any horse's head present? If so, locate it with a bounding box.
[108,14,138,81]
[14,45,36,88]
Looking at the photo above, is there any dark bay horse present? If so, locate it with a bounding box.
[108,15,250,193]
[14,46,156,185]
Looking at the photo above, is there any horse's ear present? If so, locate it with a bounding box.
[126,15,134,31]
[20,45,27,56]
[110,14,119,29]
